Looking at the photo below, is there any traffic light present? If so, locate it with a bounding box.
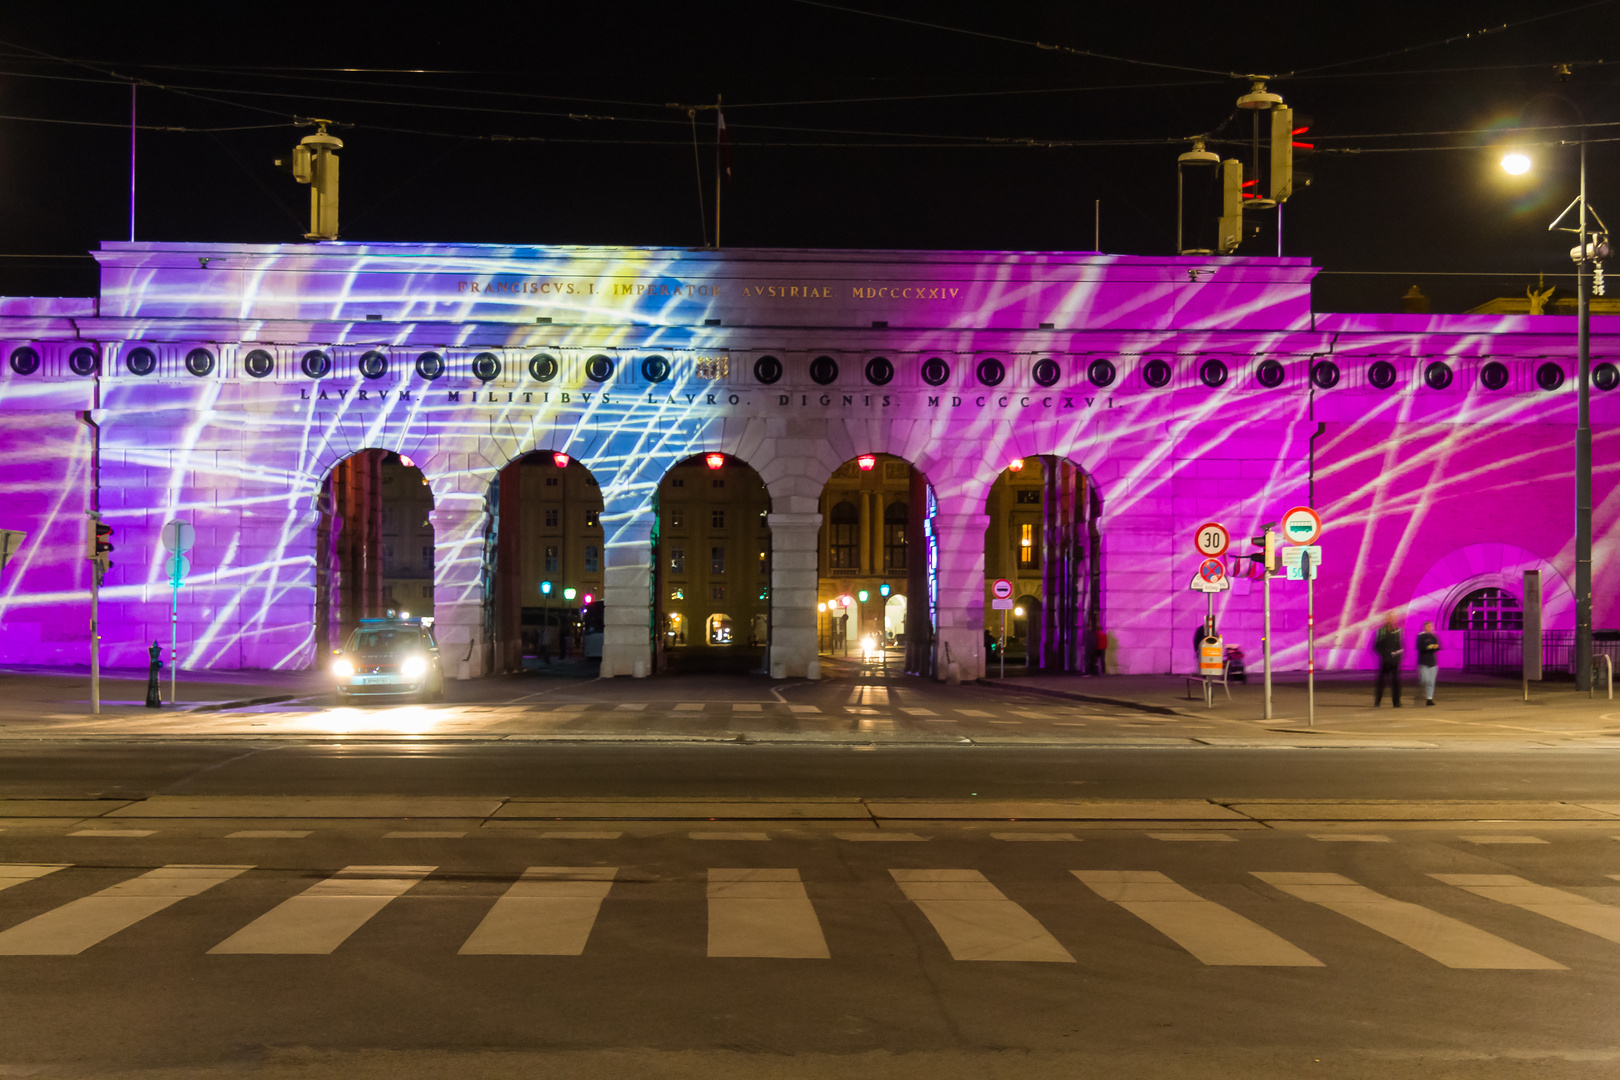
[1270,108,1313,203]
[1244,524,1277,575]
[878,582,891,598]
[85,517,113,569]
[1218,159,1243,254]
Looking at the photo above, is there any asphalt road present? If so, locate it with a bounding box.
[2,820,1618,1079]
[4,742,1620,802]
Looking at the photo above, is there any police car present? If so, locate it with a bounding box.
[330,612,445,701]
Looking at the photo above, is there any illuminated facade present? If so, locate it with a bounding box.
[0,240,1615,678]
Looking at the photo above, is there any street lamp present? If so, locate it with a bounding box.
[1502,114,1608,690]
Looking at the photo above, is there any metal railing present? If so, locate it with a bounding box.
[1462,630,1620,678]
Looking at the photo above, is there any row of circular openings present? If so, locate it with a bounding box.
[1312,358,1593,393]
[13,345,1616,394]
[6,346,672,384]
[755,354,1115,389]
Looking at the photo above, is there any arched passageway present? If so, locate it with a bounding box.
[983,456,1102,674]
[817,453,937,674]
[488,451,606,673]
[653,453,773,674]
[316,449,435,659]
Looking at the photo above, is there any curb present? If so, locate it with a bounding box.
[186,694,298,714]
[977,679,1187,716]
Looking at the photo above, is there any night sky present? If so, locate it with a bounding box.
[1,1,1617,313]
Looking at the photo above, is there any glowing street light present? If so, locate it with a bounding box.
[705,452,725,470]
[1007,458,1024,472]
[552,452,570,469]
[857,454,877,471]
[1501,152,1532,176]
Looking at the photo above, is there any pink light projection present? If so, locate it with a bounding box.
[0,240,1614,679]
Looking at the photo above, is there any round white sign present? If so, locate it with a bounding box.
[1193,521,1230,558]
[1281,506,1322,546]
[992,578,1013,600]
[161,520,196,553]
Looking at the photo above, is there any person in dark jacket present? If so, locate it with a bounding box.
[1416,620,1440,705]
[1373,613,1403,707]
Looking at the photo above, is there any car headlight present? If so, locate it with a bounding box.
[400,655,427,679]
[331,658,354,678]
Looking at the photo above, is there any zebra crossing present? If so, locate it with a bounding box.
[229,700,1136,725]
[2,860,1618,969]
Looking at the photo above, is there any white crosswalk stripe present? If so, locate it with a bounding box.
[0,864,68,893]
[459,867,616,955]
[890,869,1074,962]
[209,865,433,955]
[1433,873,1620,945]
[1253,872,1565,969]
[1075,870,1322,966]
[0,865,250,955]
[708,869,829,958]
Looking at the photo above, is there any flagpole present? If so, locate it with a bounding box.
[714,94,722,249]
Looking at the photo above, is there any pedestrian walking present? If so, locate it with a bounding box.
[1416,620,1440,705]
[1373,613,1404,707]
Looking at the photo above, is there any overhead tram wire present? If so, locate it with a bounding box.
[1288,0,1620,76]
[784,0,1232,76]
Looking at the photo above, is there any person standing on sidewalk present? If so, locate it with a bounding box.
[1373,613,1404,707]
[1416,620,1440,705]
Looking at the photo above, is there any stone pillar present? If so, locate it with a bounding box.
[767,512,822,678]
[430,496,491,680]
[601,516,652,678]
[932,510,990,680]
[857,493,871,574]
[494,462,523,673]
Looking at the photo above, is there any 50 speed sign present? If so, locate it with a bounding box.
[1192,521,1230,558]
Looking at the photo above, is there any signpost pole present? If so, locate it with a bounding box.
[1263,553,1272,721]
[170,556,179,707]
[90,552,100,716]
[1304,549,1314,728]
[1205,591,1214,707]
[1000,608,1006,680]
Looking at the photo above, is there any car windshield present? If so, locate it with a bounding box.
[346,628,417,652]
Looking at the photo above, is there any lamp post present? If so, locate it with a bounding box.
[1505,107,1607,690]
[540,580,552,664]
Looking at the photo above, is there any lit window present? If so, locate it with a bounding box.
[712,509,725,529]
[670,588,684,601]
[670,547,686,574]
[711,546,726,574]
[584,545,598,573]
[1017,523,1038,569]
[545,508,559,527]
[544,545,559,573]
[664,612,686,644]
[759,548,769,575]
[1449,587,1523,631]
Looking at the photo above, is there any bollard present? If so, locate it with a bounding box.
[144,640,163,708]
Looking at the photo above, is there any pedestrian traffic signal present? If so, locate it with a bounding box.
[878,582,891,597]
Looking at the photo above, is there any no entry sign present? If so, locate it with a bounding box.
[1193,521,1230,558]
[1281,506,1322,546]
[992,578,1013,600]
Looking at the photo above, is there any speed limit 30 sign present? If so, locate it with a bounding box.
[1192,521,1230,558]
